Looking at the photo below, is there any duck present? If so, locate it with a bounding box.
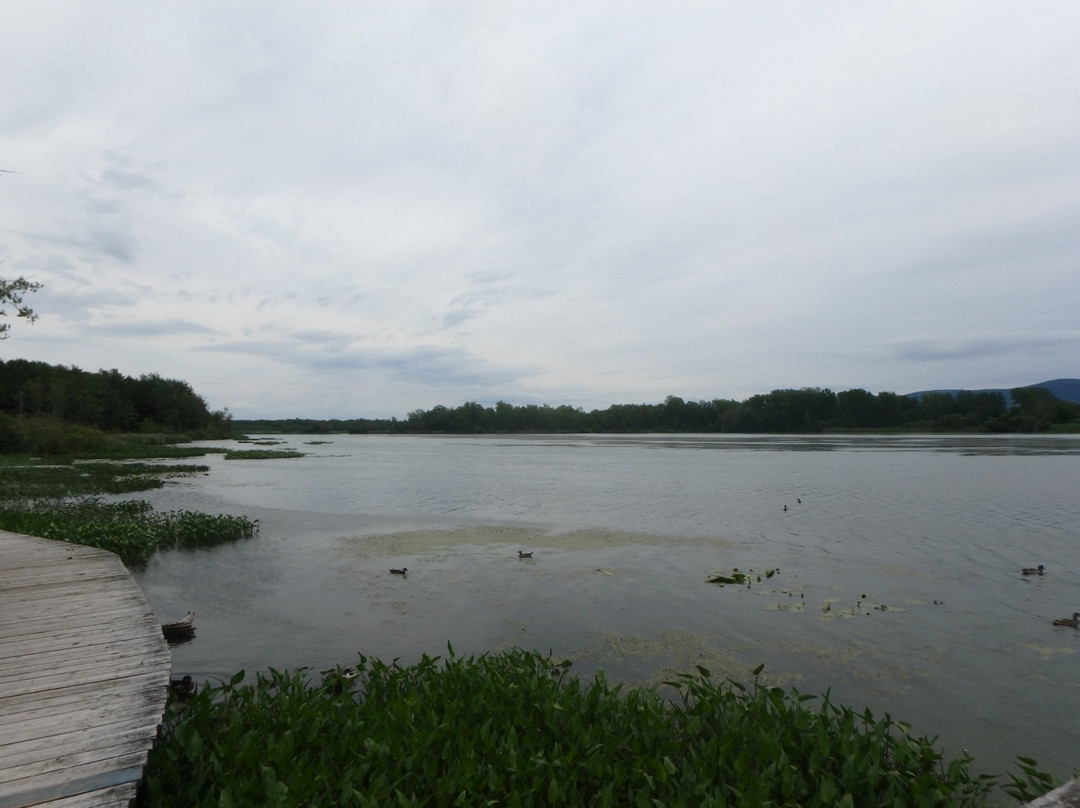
[389,567,407,575]
[1052,612,1080,628]
[169,675,197,699]
[322,666,358,692]
[1022,565,1046,576]
[518,551,533,559]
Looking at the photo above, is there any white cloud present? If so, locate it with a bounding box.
[2,1,1078,417]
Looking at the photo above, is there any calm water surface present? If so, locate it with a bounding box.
[132,434,1080,779]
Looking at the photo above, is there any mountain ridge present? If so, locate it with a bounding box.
[906,378,1080,405]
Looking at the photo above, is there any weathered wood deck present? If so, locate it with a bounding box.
[0,530,171,808]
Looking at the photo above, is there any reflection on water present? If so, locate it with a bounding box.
[132,433,1080,779]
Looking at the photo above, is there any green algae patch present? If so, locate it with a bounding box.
[334,524,735,562]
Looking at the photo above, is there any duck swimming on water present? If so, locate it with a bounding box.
[389,567,407,575]
[169,675,197,700]
[1022,565,1046,575]
[1052,612,1080,628]
[518,551,533,559]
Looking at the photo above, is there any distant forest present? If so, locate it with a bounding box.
[235,386,1080,436]
[0,359,231,444]
[2,359,1077,440]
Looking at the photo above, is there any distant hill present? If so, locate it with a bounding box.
[906,378,1080,405]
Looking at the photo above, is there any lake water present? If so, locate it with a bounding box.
[132,433,1080,780]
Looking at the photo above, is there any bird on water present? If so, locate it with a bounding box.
[1022,565,1046,575]
[518,551,533,559]
[390,567,407,575]
[1052,612,1079,628]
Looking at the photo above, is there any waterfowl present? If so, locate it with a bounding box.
[322,666,358,692]
[518,551,533,559]
[1022,565,1046,576]
[169,675,197,699]
[1052,612,1080,628]
[389,567,407,575]
[161,611,196,642]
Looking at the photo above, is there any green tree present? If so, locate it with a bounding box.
[837,388,880,428]
[0,275,43,339]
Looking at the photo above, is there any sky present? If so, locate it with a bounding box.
[2,2,1078,419]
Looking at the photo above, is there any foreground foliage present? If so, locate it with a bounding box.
[140,649,1030,808]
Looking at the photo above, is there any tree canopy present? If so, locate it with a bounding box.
[234,386,1080,436]
[0,359,231,440]
[0,275,43,340]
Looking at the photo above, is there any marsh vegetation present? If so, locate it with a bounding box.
[141,649,1057,807]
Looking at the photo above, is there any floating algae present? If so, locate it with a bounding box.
[706,567,780,586]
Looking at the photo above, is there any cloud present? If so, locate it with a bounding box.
[884,332,1080,364]
[2,2,1079,417]
[83,319,219,339]
[195,334,526,393]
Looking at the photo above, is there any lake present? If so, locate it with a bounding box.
[132,433,1080,780]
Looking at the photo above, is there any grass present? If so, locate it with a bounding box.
[138,650,1051,808]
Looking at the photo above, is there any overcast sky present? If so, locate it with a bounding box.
[2,2,1078,419]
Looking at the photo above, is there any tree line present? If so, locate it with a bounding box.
[234,385,1080,436]
[3,357,1075,438]
[0,359,231,440]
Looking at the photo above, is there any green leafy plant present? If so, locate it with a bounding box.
[1002,756,1060,803]
[0,498,258,565]
[139,651,1008,807]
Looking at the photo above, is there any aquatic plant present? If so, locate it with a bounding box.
[223,448,304,459]
[0,498,258,566]
[706,567,779,585]
[0,459,210,501]
[140,650,1010,807]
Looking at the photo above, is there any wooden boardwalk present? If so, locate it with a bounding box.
[0,530,171,808]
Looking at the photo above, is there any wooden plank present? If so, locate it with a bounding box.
[0,530,171,808]
[0,600,160,638]
[0,707,168,759]
[0,723,160,782]
[0,657,169,703]
[0,723,161,774]
[0,670,165,712]
[0,685,165,745]
[0,567,133,593]
[0,612,166,657]
[0,619,165,660]
[26,783,138,808]
[0,758,146,808]
[0,579,148,610]
[0,627,169,678]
